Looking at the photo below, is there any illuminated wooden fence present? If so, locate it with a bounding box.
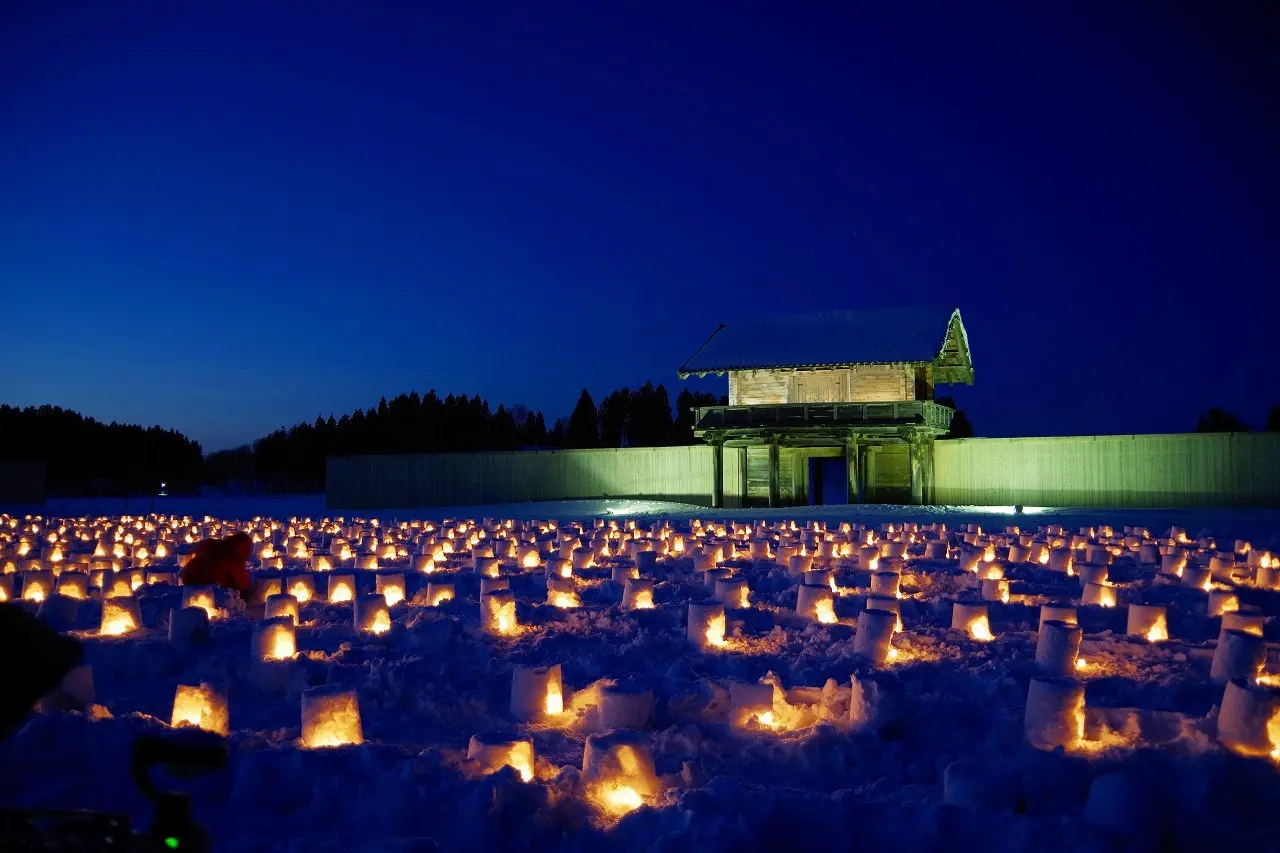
[933,433,1280,508]
[327,446,747,511]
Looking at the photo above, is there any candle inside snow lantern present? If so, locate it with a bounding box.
[1076,563,1109,586]
[714,576,750,609]
[100,597,140,636]
[467,734,535,781]
[981,577,1010,604]
[1125,604,1168,642]
[482,589,518,636]
[171,683,229,736]
[951,601,994,641]
[582,731,659,816]
[411,553,436,573]
[1211,629,1265,684]
[253,615,297,660]
[21,570,53,602]
[300,688,363,748]
[375,572,406,606]
[687,601,726,649]
[1024,677,1085,749]
[623,577,655,610]
[1217,678,1280,759]
[1047,548,1073,573]
[518,546,542,570]
[354,593,392,634]
[181,586,218,619]
[870,571,901,598]
[327,572,356,603]
[103,573,133,599]
[510,663,563,721]
[1181,565,1212,590]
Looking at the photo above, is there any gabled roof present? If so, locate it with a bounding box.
[678,306,973,383]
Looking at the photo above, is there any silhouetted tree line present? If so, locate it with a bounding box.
[205,384,729,493]
[0,404,203,496]
[1195,404,1280,433]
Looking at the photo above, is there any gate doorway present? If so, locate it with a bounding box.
[807,456,849,505]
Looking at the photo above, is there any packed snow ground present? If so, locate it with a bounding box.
[3,498,1280,853]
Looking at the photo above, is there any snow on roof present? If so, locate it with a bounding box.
[679,306,964,375]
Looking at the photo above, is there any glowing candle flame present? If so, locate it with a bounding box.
[1145,623,1168,643]
[704,613,726,647]
[101,612,136,636]
[969,616,994,641]
[368,610,391,634]
[814,599,837,625]
[632,590,654,610]
[544,683,563,715]
[24,586,45,603]
[330,583,353,603]
[289,582,311,602]
[496,602,516,634]
[1075,657,1087,670]
[521,551,541,569]
[600,784,643,814]
[269,630,296,659]
[382,585,405,607]
[550,591,579,609]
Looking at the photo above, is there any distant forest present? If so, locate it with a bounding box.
[1,383,725,496]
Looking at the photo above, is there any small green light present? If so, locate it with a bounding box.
[164,838,180,849]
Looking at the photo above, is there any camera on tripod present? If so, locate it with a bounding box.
[0,603,228,852]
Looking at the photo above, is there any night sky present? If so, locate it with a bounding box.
[2,2,1276,452]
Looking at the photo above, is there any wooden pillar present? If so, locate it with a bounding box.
[710,441,724,509]
[767,438,780,508]
[923,439,935,505]
[864,446,878,504]
[845,435,860,504]
[908,435,924,505]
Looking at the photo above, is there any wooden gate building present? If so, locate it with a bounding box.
[678,306,974,507]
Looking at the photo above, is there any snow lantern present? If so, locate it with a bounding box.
[854,608,898,665]
[37,593,79,631]
[467,733,535,782]
[687,601,726,650]
[599,680,654,730]
[474,557,501,578]
[265,592,300,624]
[482,589,518,636]
[55,572,90,599]
[171,683,229,736]
[355,554,378,571]
[796,584,837,624]
[0,575,12,602]
[310,555,334,573]
[1160,551,1187,576]
[951,601,995,641]
[1024,677,1085,749]
[300,688,363,748]
[1081,582,1117,608]
[178,586,217,620]
[981,578,1010,604]
[788,554,814,577]
[22,570,53,602]
[1222,609,1265,638]
[1211,629,1265,684]
[1077,564,1109,586]
[547,576,580,608]
[1217,678,1280,759]
[1126,604,1168,642]
[612,565,639,583]
[1047,548,1073,573]
[570,547,594,571]
[100,597,140,636]
[1035,619,1083,676]
[870,572,901,598]
[634,550,658,573]
[253,615,297,661]
[804,568,833,589]
[285,574,316,603]
[517,545,542,570]
[103,573,133,599]
[147,570,178,586]
[623,578,655,610]
[169,606,210,650]
[426,581,455,606]
[1182,565,1212,591]
[582,731,659,816]
[375,572,406,607]
[411,553,437,574]
[354,593,392,634]
[510,664,564,721]
[728,680,777,729]
[865,595,903,631]
[715,577,750,609]
[327,572,357,602]
[1038,604,1078,631]
[1208,589,1240,618]
[480,576,510,597]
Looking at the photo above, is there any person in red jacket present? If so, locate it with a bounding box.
[180,532,253,597]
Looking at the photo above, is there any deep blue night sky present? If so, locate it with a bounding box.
[2,2,1276,451]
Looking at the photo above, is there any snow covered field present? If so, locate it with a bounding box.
[4,498,1280,853]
